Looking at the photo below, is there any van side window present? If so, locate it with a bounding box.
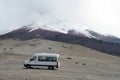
[30,56,37,61]
[38,56,57,62]
[38,56,46,61]
[47,57,57,62]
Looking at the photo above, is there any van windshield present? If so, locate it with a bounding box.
[30,56,37,61]
[38,56,57,62]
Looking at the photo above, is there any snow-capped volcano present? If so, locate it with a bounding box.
[0,16,120,43]
[0,12,119,42]
[20,21,94,38]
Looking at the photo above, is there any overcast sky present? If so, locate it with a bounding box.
[0,0,120,37]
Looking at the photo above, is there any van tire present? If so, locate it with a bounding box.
[25,65,31,69]
[52,66,55,70]
[48,66,54,70]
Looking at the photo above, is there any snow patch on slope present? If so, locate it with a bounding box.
[23,21,94,38]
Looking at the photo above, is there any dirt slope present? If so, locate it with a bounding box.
[0,39,120,80]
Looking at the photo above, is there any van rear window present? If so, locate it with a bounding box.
[38,56,57,62]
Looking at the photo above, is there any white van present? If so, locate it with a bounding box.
[24,53,60,70]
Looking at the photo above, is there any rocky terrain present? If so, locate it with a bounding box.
[0,39,120,80]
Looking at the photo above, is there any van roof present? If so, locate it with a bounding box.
[34,53,60,57]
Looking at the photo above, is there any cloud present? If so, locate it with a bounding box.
[0,0,120,37]
[0,0,78,28]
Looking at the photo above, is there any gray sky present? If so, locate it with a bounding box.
[0,0,120,37]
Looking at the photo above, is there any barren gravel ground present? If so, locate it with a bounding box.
[0,39,120,80]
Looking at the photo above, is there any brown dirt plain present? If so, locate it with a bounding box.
[0,39,120,80]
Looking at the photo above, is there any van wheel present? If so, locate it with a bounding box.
[48,66,54,70]
[51,66,55,70]
[25,65,31,69]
